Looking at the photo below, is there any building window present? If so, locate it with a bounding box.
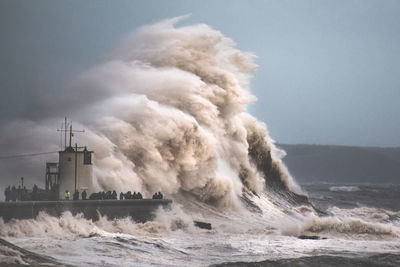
[84,151,92,165]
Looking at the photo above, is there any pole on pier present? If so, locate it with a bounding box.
[74,143,78,192]
[64,117,67,149]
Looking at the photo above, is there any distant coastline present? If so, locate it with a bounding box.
[277,144,400,184]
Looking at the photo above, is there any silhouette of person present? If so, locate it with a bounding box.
[22,186,27,201]
[112,190,117,200]
[82,190,87,200]
[17,186,21,201]
[73,190,79,200]
[11,186,17,202]
[4,186,10,202]
[32,184,38,201]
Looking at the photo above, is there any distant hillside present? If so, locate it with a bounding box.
[277,144,400,184]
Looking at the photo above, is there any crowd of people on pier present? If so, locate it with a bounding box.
[119,191,143,200]
[3,184,39,202]
[4,185,163,202]
[62,189,163,201]
[152,192,163,199]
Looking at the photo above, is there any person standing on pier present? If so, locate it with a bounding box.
[73,190,79,200]
[81,190,87,200]
[65,190,70,200]
[4,186,10,202]
[11,186,17,201]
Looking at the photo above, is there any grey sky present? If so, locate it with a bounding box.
[1,0,399,147]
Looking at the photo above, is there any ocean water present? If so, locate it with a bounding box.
[304,183,400,212]
[1,183,400,267]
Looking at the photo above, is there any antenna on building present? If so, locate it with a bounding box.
[68,123,85,148]
[57,118,84,149]
[57,117,69,150]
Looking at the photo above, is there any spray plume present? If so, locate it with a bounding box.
[0,16,304,210]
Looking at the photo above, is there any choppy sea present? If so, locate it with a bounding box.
[1,183,400,267]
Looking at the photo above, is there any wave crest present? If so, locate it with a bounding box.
[0,16,303,212]
[329,186,360,192]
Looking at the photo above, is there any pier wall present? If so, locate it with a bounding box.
[0,199,171,222]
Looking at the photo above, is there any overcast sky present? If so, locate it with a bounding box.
[1,0,399,147]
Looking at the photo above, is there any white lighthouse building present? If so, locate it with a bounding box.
[45,119,95,200]
[58,145,94,199]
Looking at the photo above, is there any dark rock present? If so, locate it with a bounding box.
[298,235,327,240]
[194,220,212,230]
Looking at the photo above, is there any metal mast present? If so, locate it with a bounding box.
[64,117,67,149]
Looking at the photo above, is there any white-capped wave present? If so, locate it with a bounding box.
[329,186,360,192]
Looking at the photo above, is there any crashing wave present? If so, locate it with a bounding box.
[0,16,307,213]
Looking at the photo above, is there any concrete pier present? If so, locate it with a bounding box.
[0,199,172,222]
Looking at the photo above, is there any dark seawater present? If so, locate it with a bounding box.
[1,183,400,266]
[214,253,400,267]
[215,183,400,267]
[304,183,400,211]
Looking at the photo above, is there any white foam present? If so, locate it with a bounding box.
[329,186,361,192]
